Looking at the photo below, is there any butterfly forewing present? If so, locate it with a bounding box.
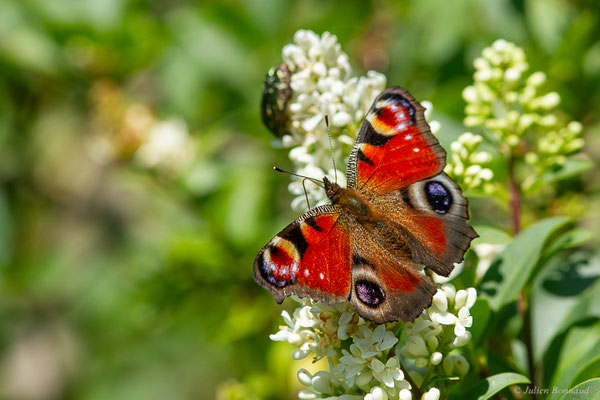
[254,205,353,304]
[347,87,446,194]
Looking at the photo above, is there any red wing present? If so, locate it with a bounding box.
[254,205,352,304]
[347,87,445,195]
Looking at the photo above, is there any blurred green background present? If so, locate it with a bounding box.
[0,0,598,399]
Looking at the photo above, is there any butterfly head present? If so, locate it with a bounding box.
[323,177,342,202]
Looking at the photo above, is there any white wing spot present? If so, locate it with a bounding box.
[281,268,287,274]
[399,112,405,119]
[405,134,412,140]
[413,148,420,152]
[270,265,276,271]
[319,273,324,280]
[304,269,309,277]
[395,123,406,130]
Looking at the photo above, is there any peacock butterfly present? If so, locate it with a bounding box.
[254,87,478,323]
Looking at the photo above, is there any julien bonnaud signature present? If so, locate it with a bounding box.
[518,385,590,395]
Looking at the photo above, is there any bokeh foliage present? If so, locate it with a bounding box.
[0,1,598,399]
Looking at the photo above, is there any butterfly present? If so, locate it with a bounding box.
[254,87,478,323]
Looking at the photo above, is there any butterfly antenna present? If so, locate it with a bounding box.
[325,115,338,185]
[272,166,324,189]
[301,178,311,209]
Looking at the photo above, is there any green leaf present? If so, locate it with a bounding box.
[472,225,513,245]
[571,355,600,389]
[557,277,600,333]
[560,378,600,400]
[481,217,571,311]
[470,297,492,345]
[531,254,600,363]
[543,228,593,259]
[546,323,600,399]
[461,372,531,400]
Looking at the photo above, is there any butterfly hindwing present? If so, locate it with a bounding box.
[348,224,436,323]
[254,205,353,304]
[347,87,446,194]
[371,172,478,276]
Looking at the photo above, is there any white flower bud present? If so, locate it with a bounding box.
[454,289,468,309]
[422,387,440,400]
[292,348,311,360]
[492,39,508,52]
[299,389,318,399]
[568,121,583,134]
[400,389,413,400]
[462,86,479,103]
[430,352,443,365]
[365,386,388,400]
[527,71,546,86]
[473,57,489,70]
[474,68,493,82]
[464,116,484,127]
[298,369,313,386]
[432,290,448,311]
[566,138,584,152]
[465,165,482,177]
[540,92,560,109]
[426,334,438,351]
[471,151,492,164]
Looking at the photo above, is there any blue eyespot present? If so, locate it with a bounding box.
[425,181,452,214]
[355,280,385,307]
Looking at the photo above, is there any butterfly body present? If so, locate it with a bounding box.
[255,87,478,323]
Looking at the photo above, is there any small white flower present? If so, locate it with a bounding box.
[370,357,406,389]
[365,386,388,400]
[454,307,473,338]
[421,387,440,400]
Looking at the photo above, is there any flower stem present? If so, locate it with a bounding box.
[508,154,521,234]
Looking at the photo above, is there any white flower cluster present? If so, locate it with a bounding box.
[271,286,478,400]
[401,284,476,376]
[87,82,195,176]
[444,132,494,194]
[462,39,585,190]
[279,30,386,211]
[135,118,195,174]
